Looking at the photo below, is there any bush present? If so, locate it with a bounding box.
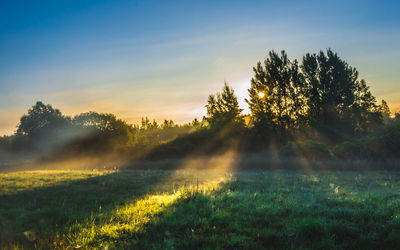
[278,140,331,160]
[333,140,375,160]
[334,123,400,160]
[373,123,400,159]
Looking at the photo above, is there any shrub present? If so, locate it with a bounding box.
[333,141,372,160]
[278,140,331,160]
[373,123,400,159]
[334,123,400,160]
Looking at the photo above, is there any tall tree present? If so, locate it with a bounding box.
[206,82,243,130]
[380,99,391,123]
[246,50,304,140]
[352,79,382,133]
[301,49,359,138]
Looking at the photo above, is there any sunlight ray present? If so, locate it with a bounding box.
[56,171,231,249]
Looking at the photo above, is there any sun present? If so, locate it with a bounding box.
[257,92,265,98]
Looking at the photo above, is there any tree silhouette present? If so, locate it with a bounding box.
[17,101,70,136]
[191,118,202,128]
[380,100,391,123]
[301,49,360,139]
[206,82,243,130]
[162,120,175,129]
[1,49,396,162]
[352,79,382,133]
[72,111,136,150]
[246,50,304,141]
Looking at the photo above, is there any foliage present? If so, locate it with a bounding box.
[140,117,159,130]
[206,82,244,130]
[14,102,73,155]
[334,121,400,160]
[365,122,400,159]
[351,80,382,133]
[0,49,396,162]
[244,49,385,143]
[246,50,304,141]
[69,111,137,153]
[333,141,360,160]
[1,102,201,160]
[394,113,400,122]
[380,99,391,123]
[13,102,76,155]
[333,141,372,160]
[16,101,70,137]
[143,127,241,159]
[278,140,331,160]
[162,119,176,129]
[301,49,382,140]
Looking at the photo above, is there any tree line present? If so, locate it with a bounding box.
[1,49,399,162]
[0,101,203,160]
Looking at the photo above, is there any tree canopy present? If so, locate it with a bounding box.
[247,49,384,142]
[246,50,305,141]
[17,101,70,136]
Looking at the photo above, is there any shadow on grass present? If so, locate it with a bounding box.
[0,169,181,248]
[119,170,400,249]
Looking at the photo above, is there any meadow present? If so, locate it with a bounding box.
[2,168,400,249]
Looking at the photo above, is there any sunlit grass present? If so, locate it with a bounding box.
[0,170,108,195]
[57,177,227,249]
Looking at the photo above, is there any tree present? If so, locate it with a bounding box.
[162,120,175,129]
[380,100,391,123]
[73,112,130,133]
[301,49,360,139]
[394,113,400,123]
[191,118,202,128]
[73,111,136,150]
[17,101,70,136]
[141,117,151,130]
[206,82,243,130]
[140,117,158,130]
[246,50,304,141]
[352,79,382,133]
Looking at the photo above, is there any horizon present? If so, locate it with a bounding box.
[1,0,400,135]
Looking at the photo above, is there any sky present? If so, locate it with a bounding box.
[0,0,399,135]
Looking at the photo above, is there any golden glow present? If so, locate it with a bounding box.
[53,171,230,248]
[257,92,265,98]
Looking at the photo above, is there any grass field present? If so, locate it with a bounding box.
[2,169,400,249]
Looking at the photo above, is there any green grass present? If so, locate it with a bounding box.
[2,169,400,249]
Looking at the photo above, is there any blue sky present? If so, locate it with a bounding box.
[0,0,399,134]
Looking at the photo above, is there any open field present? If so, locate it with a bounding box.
[2,169,400,249]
